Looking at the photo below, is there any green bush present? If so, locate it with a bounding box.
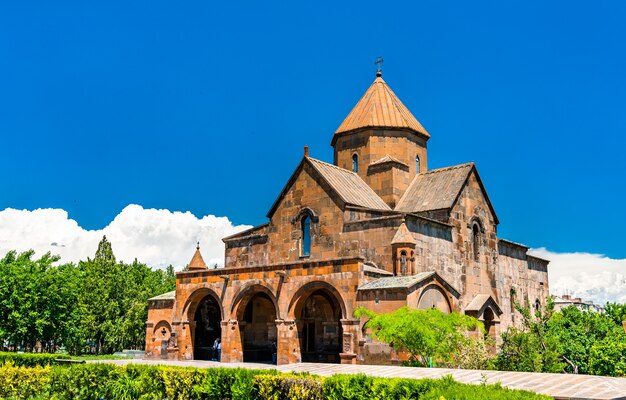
[0,362,552,400]
[421,375,548,400]
[254,373,323,400]
[0,352,71,367]
[0,362,51,399]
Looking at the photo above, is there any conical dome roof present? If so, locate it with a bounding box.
[391,222,416,245]
[187,244,207,270]
[334,76,429,138]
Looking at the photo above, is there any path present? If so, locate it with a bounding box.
[90,359,626,400]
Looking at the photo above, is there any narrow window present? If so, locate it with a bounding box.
[534,299,541,312]
[400,251,407,274]
[301,216,311,256]
[472,223,481,261]
[352,154,358,173]
[415,155,420,173]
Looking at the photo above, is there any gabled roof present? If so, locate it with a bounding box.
[268,157,390,217]
[395,163,499,224]
[334,76,429,138]
[391,222,416,245]
[465,294,503,316]
[358,272,436,290]
[369,155,408,169]
[187,245,207,270]
[308,158,391,210]
[358,271,460,298]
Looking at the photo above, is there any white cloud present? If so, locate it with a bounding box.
[2,208,624,304]
[529,248,626,305]
[0,205,251,270]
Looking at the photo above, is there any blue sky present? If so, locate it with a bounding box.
[1,1,625,259]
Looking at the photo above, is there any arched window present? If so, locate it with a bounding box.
[301,216,311,256]
[400,251,407,274]
[415,155,420,173]
[472,223,481,261]
[534,299,541,312]
[352,154,358,173]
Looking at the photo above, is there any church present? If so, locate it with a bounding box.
[145,68,549,365]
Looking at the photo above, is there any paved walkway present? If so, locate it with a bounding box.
[91,359,626,400]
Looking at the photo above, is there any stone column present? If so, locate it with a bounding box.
[144,321,154,358]
[220,319,243,363]
[276,319,299,365]
[178,320,194,360]
[339,319,360,364]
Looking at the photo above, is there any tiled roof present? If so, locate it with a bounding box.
[395,163,474,213]
[308,158,391,211]
[358,272,435,291]
[187,246,207,270]
[334,76,429,137]
[391,222,416,245]
[148,290,175,301]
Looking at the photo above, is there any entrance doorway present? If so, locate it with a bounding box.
[298,290,342,363]
[193,295,222,360]
[240,292,277,362]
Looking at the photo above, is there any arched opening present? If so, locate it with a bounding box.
[238,292,278,363]
[301,216,311,256]
[153,321,172,360]
[483,307,496,340]
[400,251,407,275]
[415,155,420,173]
[352,154,358,173]
[193,295,222,360]
[417,285,451,313]
[472,223,481,261]
[296,289,343,363]
[534,299,541,312]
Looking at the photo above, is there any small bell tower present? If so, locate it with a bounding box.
[391,221,416,276]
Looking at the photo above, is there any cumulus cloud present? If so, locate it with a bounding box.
[529,248,626,305]
[0,205,251,269]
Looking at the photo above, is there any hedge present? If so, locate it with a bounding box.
[0,360,552,400]
[0,352,71,367]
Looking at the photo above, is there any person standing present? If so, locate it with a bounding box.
[212,337,219,361]
[217,338,222,362]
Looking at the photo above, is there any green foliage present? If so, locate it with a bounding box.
[0,362,51,399]
[420,375,550,400]
[355,306,487,367]
[0,363,550,400]
[0,352,70,367]
[254,373,323,400]
[605,302,626,326]
[588,329,626,377]
[497,297,626,376]
[0,236,176,355]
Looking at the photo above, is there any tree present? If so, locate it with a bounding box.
[354,306,487,367]
[496,297,564,373]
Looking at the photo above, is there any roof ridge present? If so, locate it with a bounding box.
[420,162,474,175]
[308,156,358,175]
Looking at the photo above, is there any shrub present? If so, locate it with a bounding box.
[0,351,71,367]
[0,362,553,400]
[0,361,51,399]
[254,373,323,400]
[47,362,117,400]
[322,374,374,400]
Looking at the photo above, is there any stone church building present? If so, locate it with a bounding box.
[145,71,549,365]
